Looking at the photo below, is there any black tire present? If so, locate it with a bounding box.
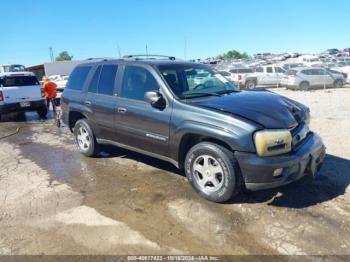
[245,79,257,90]
[184,142,242,203]
[73,119,100,157]
[334,79,343,88]
[299,81,310,90]
[37,107,48,119]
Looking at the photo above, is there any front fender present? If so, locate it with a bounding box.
[170,120,257,162]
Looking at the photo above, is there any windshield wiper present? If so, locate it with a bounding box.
[181,92,221,99]
[216,89,240,95]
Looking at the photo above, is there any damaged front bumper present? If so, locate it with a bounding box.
[235,133,326,191]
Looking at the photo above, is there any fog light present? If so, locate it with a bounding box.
[273,168,283,177]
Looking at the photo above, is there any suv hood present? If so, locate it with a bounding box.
[190,91,308,129]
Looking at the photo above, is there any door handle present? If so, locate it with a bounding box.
[84,100,91,106]
[117,107,127,114]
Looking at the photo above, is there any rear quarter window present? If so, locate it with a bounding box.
[0,76,39,87]
[66,66,92,91]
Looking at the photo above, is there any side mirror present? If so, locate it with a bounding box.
[144,91,166,109]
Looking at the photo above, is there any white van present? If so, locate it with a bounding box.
[0,72,47,120]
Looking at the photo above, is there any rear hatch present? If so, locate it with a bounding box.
[0,74,42,104]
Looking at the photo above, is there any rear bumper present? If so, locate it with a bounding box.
[0,100,46,114]
[235,133,326,191]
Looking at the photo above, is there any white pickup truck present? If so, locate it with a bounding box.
[0,72,47,120]
[240,66,286,89]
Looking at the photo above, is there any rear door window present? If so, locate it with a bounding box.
[0,75,39,87]
[98,65,118,96]
[88,66,102,93]
[301,70,312,75]
[266,67,273,73]
[66,66,92,90]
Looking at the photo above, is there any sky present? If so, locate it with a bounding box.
[1,0,349,66]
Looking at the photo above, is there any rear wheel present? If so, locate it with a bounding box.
[299,81,310,90]
[37,107,48,119]
[73,119,100,157]
[185,142,242,202]
[334,79,343,88]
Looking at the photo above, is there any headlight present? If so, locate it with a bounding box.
[254,130,292,157]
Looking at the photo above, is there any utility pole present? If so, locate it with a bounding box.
[146,44,149,56]
[49,47,54,62]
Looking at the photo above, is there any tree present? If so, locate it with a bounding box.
[217,50,249,60]
[55,51,74,61]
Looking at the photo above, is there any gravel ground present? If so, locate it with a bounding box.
[0,87,349,256]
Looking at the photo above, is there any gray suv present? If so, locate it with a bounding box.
[61,56,326,203]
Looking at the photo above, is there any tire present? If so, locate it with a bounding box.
[245,79,257,90]
[299,81,310,90]
[184,142,242,203]
[73,119,100,157]
[37,107,48,119]
[334,79,343,88]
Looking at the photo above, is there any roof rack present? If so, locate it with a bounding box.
[85,57,114,61]
[122,55,176,61]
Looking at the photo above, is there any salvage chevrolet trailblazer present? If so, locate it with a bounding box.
[61,56,326,202]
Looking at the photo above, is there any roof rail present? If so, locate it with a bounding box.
[122,55,176,61]
[85,57,114,61]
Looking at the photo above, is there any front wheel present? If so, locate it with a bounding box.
[245,80,257,90]
[73,119,100,157]
[185,142,242,202]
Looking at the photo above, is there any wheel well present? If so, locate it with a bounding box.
[68,111,86,132]
[178,134,233,169]
[300,81,309,86]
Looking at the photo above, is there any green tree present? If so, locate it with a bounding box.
[55,51,74,61]
[217,50,249,60]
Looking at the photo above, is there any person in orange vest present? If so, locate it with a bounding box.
[42,76,57,113]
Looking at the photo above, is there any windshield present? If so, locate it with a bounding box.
[3,65,26,72]
[158,65,239,99]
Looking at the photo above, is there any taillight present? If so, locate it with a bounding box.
[238,75,242,80]
[0,91,3,102]
[41,88,45,97]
